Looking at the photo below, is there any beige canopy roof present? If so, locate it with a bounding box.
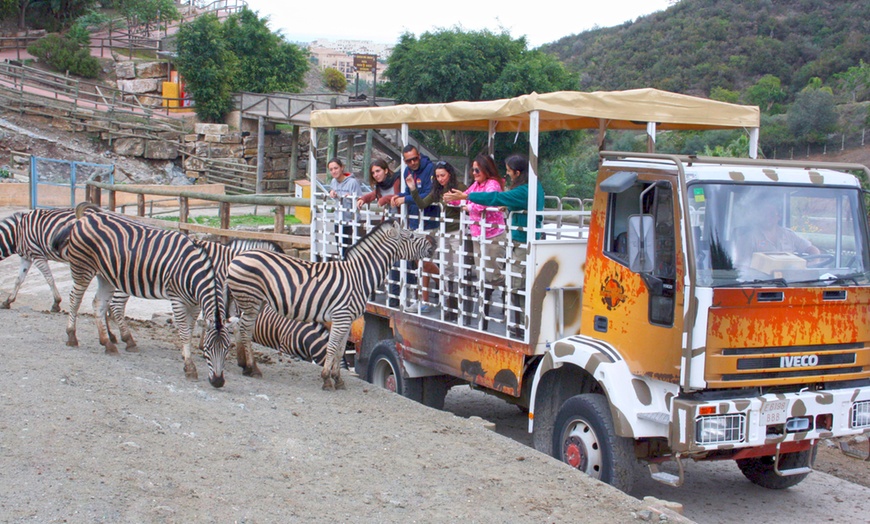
[309,88,760,132]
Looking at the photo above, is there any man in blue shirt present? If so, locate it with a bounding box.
[391,145,438,230]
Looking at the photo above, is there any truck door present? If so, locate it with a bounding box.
[581,172,684,383]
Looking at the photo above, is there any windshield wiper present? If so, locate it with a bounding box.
[733,277,789,287]
[790,272,869,286]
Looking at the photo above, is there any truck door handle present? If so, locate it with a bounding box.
[594,315,608,333]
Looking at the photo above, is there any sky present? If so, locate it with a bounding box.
[242,0,674,49]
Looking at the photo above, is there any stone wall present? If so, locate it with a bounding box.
[183,122,307,192]
[114,60,170,108]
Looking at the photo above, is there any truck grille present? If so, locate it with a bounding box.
[706,342,870,387]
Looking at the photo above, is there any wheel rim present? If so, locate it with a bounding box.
[372,358,398,393]
[561,418,603,478]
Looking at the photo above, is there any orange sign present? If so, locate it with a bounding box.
[354,54,377,72]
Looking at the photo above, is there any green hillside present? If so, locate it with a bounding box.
[542,0,870,100]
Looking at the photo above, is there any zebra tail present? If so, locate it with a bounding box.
[49,222,73,257]
[74,202,101,219]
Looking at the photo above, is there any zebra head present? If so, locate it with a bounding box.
[202,311,233,388]
[397,226,436,261]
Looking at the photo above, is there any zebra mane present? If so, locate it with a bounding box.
[343,219,399,260]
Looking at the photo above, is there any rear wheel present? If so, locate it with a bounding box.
[736,446,816,489]
[404,375,449,410]
[552,394,637,492]
[367,341,403,394]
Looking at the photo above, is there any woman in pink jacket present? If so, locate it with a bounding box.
[452,153,505,327]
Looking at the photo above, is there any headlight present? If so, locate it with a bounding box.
[852,400,870,429]
[696,413,746,445]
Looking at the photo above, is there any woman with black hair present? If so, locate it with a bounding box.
[406,161,467,319]
[445,154,543,336]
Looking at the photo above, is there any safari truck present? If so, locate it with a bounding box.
[306,90,870,492]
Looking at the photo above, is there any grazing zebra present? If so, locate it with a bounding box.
[52,203,232,387]
[253,306,331,365]
[227,219,434,389]
[0,208,75,312]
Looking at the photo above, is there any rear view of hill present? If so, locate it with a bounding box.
[542,0,870,98]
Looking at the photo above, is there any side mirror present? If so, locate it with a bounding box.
[628,214,655,273]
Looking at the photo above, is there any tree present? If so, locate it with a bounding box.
[383,28,527,104]
[786,87,837,144]
[709,87,739,104]
[833,60,870,102]
[175,13,238,123]
[221,8,308,93]
[322,67,347,93]
[383,28,578,162]
[744,75,787,114]
[116,0,180,35]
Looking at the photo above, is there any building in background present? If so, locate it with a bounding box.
[307,39,391,84]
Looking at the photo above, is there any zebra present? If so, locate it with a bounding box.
[0,208,75,312]
[227,219,434,390]
[52,203,232,388]
[252,306,331,365]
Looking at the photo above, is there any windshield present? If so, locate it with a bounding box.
[688,183,870,287]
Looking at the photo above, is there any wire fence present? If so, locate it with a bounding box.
[765,128,869,159]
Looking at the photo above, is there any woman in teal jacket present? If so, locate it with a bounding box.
[445,154,543,337]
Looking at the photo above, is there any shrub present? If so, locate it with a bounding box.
[27,34,101,79]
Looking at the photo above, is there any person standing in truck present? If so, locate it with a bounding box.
[327,157,361,259]
[356,159,401,220]
[445,153,543,336]
[406,161,467,318]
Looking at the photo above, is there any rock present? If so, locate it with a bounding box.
[194,123,229,135]
[136,61,169,79]
[144,140,179,160]
[113,137,145,157]
[116,78,161,94]
[115,61,136,79]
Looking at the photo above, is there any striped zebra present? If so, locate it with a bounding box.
[227,219,434,390]
[0,208,75,312]
[191,238,334,372]
[52,203,232,388]
[253,306,331,365]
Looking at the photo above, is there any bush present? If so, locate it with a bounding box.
[27,34,101,79]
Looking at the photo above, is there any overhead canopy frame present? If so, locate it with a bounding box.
[309,88,760,133]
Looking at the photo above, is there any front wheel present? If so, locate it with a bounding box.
[552,394,637,492]
[367,340,403,394]
[736,446,816,489]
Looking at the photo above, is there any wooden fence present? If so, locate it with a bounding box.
[86,180,311,248]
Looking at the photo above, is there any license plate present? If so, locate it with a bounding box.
[761,399,789,425]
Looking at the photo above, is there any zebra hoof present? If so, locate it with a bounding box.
[184,361,198,381]
[125,344,139,353]
[334,377,346,390]
[322,380,335,391]
[242,363,262,378]
[0,300,10,309]
[65,334,79,347]
[50,303,61,313]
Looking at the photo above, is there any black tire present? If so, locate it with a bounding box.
[736,446,816,489]
[404,375,450,410]
[552,394,637,492]
[367,341,404,395]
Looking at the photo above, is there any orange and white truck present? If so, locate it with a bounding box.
[308,90,870,492]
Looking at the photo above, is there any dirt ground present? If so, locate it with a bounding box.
[0,306,667,523]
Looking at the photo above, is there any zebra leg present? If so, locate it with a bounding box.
[321,317,352,391]
[235,301,263,378]
[33,258,63,312]
[93,276,118,354]
[170,300,198,380]
[109,291,138,352]
[1,257,34,310]
[65,268,95,347]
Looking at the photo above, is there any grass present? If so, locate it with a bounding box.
[157,213,302,228]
